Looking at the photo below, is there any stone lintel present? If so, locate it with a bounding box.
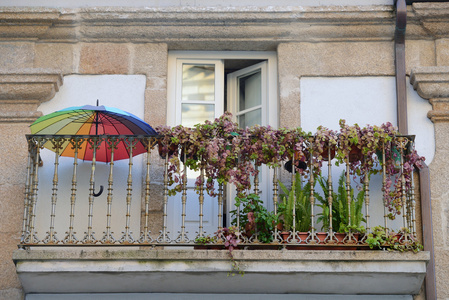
[0,6,396,46]
[412,2,449,19]
[412,3,449,38]
[410,66,449,122]
[1,4,449,44]
[0,71,63,123]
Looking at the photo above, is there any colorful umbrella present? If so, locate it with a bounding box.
[30,103,158,163]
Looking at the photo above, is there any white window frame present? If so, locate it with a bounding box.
[167,51,278,128]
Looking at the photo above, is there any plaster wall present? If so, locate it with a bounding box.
[300,76,434,230]
[34,75,147,242]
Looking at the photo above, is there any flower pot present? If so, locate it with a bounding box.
[376,147,401,169]
[157,140,178,159]
[280,231,291,243]
[296,232,309,244]
[244,222,255,238]
[320,146,336,161]
[348,147,363,162]
[180,144,199,163]
[315,232,328,244]
[284,159,308,173]
[343,232,360,244]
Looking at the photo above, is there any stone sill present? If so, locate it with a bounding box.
[14,249,429,295]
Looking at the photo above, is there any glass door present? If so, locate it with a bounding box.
[167,59,224,241]
[227,61,272,220]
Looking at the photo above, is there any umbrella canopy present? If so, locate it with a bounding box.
[30,104,158,162]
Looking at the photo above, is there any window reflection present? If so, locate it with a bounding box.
[239,70,261,111]
[182,104,215,128]
[182,64,215,101]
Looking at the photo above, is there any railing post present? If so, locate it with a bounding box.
[327,144,335,243]
[177,144,189,243]
[381,140,389,233]
[411,170,417,237]
[253,164,259,243]
[291,154,297,242]
[158,151,171,243]
[120,137,137,244]
[21,138,34,245]
[218,182,224,232]
[309,145,316,244]
[140,137,155,243]
[44,137,65,244]
[102,137,119,243]
[64,137,83,243]
[24,136,44,244]
[83,137,101,243]
[397,137,408,230]
[197,165,205,238]
[345,157,355,243]
[364,170,371,235]
[272,167,280,243]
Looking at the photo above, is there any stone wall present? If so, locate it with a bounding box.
[0,42,168,300]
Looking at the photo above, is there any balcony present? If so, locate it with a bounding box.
[13,121,430,298]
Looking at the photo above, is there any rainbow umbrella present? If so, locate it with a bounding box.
[30,103,158,163]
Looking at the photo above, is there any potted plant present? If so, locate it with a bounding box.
[316,171,366,243]
[278,172,313,243]
[366,226,423,253]
[231,193,278,244]
[156,112,254,197]
[215,226,243,276]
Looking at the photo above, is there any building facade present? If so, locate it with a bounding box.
[1,0,449,299]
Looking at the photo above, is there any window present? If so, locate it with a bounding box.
[167,51,278,235]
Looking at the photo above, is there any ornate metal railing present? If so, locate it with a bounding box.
[19,134,420,249]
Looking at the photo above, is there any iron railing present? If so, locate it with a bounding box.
[19,134,420,249]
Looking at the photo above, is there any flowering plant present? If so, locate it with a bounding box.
[157,114,425,221]
[156,112,255,196]
[215,226,243,276]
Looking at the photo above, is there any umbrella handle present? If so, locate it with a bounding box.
[93,183,104,197]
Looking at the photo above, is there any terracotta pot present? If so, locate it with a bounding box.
[274,221,283,232]
[244,221,255,238]
[315,232,328,244]
[320,146,336,161]
[348,147,363,162]
[157,140,178,159]
[296,232,309,244]
[343,232,360,244]
[280,231,291,243]
[335,232,346,244]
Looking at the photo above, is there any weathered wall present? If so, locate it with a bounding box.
[1,3,449,299]
[0,42,167,300]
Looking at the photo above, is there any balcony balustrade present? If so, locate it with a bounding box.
[19,133,422,251]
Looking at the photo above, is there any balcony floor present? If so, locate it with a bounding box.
[13,248,429,297]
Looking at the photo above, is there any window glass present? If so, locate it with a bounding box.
[181,103,215,128]
[238,70,261,111]
[237,108,261,129]
[182,64,215,101]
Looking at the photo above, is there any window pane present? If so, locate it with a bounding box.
[182,104,215,127]
[239,70,261,111]
[182,64,215,101]
[238,109,261,128]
